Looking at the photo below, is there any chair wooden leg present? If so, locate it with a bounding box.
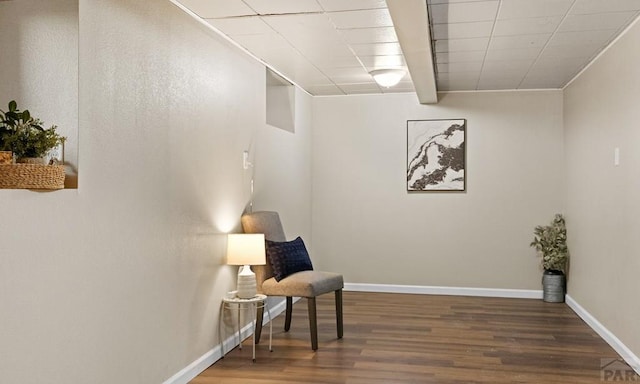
[284,296,293,332]
[255,306,264,344]
[335,289,343,339]
[308,297,318,350]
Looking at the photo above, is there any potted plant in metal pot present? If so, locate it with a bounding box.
[0,100,65,164]
[530,214,569,303]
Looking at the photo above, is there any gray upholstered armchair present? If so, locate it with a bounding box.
[241,211,344,350]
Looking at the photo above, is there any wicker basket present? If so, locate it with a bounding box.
[0,151,12,165]
[0,164,65,189]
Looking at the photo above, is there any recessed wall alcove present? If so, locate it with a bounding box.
[0,0,79,189]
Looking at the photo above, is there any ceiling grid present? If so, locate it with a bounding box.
[175,0,640,96]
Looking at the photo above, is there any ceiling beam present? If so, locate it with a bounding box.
[386,0,438,104]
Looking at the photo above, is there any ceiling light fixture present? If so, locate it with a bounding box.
[370,69,406,88]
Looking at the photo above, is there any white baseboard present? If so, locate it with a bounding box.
[566,295,640,375]
[162,297,289,384]
[344,282,543,299]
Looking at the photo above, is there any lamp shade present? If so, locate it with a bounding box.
[370,69,406,87]
[226,233,266,266]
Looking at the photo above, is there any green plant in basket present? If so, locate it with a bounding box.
[0,100,65,160]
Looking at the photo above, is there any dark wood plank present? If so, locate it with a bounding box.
[191,292,638,384]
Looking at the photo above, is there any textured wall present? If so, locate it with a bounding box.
[311,91,564,290]
[0,0,312,383]
[564,18,640,361]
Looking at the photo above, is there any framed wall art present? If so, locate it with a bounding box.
[407,119,466,192]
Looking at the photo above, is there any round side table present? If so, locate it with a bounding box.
[218,294,272,362]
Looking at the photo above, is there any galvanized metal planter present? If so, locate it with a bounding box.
[542,270,566,303]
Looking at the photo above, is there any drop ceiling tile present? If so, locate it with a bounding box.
[317,0,388,12]
[432,21,494,39]
[532,55,581,66]
[493,16,563,36]
[437,78,479,91]
[436,50,486,63]
[430,1,499,24]
[437,61,484,73]
[435,37,490,52]
[178,0,257,18]
[232,41,320,86]
[321,66,371,79]
[351,42,403,56]
[231,33,293,58]
[489,33,552,49]
[480,69,528,80]
[481,59,534,71]
[328,9,393,29]
[485,47,543,61]
[306,84,345,96]
[313,56,363,68]
[528,69,577,80]
[519,78,565,89]
[206,17,274,36]
[477,77,523,90]
[293,40,355,60]
[359,55,405,68]
[437,71,481,81]
[294,73,335,88]
[341,27,398,44]
[571,0,640,14]
[337,82,382,94]
[532,56,587,70]
[262,13,339,38]
[325,68,376,84]
[521,71,574,88]
[286,63,333,79]
[264,54,317,78]
[498,0,573,19]
[547,29,618,47]
[540,44,601,59]
[558,12,637,32]
[242,0,323,15]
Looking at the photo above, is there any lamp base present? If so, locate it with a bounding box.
[237,265,257,299]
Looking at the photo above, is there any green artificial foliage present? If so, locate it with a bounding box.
[0,100,65,160]
[530,214,569,272]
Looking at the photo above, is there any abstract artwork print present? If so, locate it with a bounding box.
[407,119,466,191]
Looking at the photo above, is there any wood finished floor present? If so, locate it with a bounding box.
[191,292,637,384]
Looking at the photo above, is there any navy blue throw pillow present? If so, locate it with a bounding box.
[265,237,314,282]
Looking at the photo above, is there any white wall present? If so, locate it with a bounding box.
[564,19,640,359]
[255,87,312,242]
[0,0,312,383]
[312,91,564,289]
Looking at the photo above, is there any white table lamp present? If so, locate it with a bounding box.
[226,233,266,299]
